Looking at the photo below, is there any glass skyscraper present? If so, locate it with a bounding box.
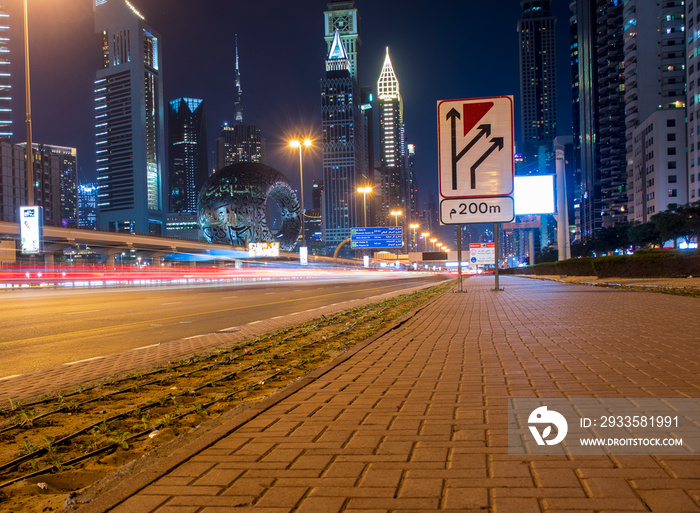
[0,7,11,140]
[168,98,208,213]
[94,0,166,234]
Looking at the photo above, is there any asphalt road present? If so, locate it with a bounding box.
[0,273,444,378]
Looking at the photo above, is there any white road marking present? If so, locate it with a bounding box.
[248,320,262,325]
[64,356,105,366]
[0,374,23,382]
[65,309,101,315]
[160,302,182,306]
[131,343,161,351]
[184,334,206,340]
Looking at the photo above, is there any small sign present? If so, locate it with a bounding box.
[299,246,308,266]
[20,206,42,255]
[440,197,514,225]
[469,243,495,265]
[248,242,280,257]
[351,227,403,249]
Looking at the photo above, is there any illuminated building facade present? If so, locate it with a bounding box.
[324,0,360,80]
[168,98,208,213]
[78,182,98,229]
[377,47,406,226]
[625,1,686,223]
[518,0,557,167]
[1,141,60,225]
[321,29,363,254]
[26,144,78,227]
[215,36,263,169]
[94,0,166,234]
[0,7,11,140]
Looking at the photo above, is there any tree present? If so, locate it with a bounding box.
[652,207,685,248]
[628,222,662,249]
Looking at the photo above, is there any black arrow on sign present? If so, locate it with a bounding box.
[446,108,492,190]
[469,137,504,189]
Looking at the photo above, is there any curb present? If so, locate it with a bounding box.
[73,285,449,512]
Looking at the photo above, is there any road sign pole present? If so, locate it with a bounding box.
[456,225,463,292]
[492,222,500,292]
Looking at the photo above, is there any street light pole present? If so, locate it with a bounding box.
[409,224,419,252]
[290,139,312,247]
[357,186,372,227]
[421,232,429,252]
[23,0,33,205]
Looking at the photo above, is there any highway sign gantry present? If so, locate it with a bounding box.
[437,96,515,225]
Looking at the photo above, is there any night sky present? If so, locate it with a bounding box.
[8,0,572,222]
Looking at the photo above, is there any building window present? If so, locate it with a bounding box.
[669,161,677,169]
[668,147,677,155]
[667,133,676,141]
[668,189,677,197]
[668,175,677,183]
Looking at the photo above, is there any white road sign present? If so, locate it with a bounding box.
[438,96,514,199]
[440,196,515,225]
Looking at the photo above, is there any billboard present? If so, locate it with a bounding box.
[514,175,555,215]
[469,243,495,265]
[20,206,42,255]
[248,242,280,258]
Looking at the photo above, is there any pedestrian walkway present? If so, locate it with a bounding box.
[77,276,700,513]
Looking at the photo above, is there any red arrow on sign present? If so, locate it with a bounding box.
[462,102,493,135]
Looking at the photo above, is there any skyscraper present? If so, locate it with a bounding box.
[625,1,686,223]
[168,98,208,213]
[78,182,98,229]
[27,144,78,228]
[687,0,700,204]
[215,36,263,169]
[377,47,406,225]
[321,29,363,254]
[0,7,11,140]
[324,1,360,80]
[94,0,166,234]
[518,0,557,167]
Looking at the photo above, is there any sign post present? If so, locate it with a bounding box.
[438,96,514,291]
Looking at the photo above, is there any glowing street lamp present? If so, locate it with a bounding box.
[430,238,437,251]
[289,138,312,247]
[409,223,419,251]
[421,232,430,252]
[357,186,372,227]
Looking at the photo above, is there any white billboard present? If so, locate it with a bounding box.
[514,175,555,215]
[20,206,42,255]
[248,242,280,258]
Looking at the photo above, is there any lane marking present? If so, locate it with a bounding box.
[0,374,23,381]
[65,309,101,315]
[131,343,160,351]
[184,334,206,340]
[160,302,182,306]
[248,320,263,325]
[64,356,106,366]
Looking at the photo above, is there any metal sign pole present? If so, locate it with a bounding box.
[493,222,500,291]
[456,225,463,292]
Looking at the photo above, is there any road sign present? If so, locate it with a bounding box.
[351,227,403,249]
[469,243,495,265]
[437,96,514,199]
[440,197,514,225]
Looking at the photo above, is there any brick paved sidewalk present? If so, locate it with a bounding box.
[77,276,700,513]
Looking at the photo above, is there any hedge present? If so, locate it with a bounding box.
[504,251,700,278]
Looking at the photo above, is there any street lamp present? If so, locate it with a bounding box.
[390,210,402,227]
[409,223,419,251]
[289,138,312,247]
[357,186,372,227]
[430,238,437,251]
[421,232,430,252]
[23,0,34,206]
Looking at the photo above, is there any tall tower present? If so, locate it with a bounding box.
[216,36,262,169]
[94,0,166,234]
[517,0,557,168]
[377,47,405,224]
[324,1,360,80]
[688,0,700,204]
[321,29,362,255]
[0,6,11,140]
[168,98,208,213]
[234,35,243,124]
